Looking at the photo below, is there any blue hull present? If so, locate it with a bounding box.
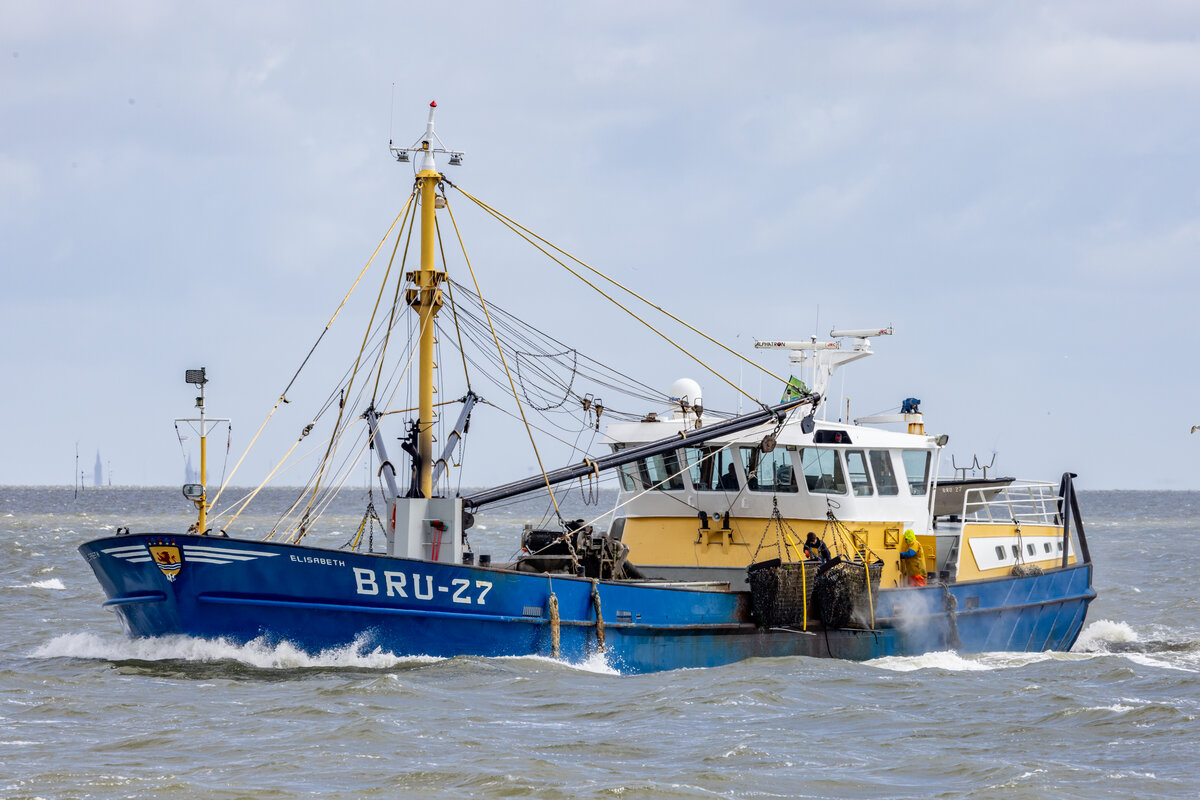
[80,534,1096,673]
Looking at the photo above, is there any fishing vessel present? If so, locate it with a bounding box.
[79,104,1096,673]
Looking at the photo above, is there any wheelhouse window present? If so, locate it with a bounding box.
[684,446,740,492]
[611,445,684,491]
[800,447,846,494]
[612,444,636,491]
[868,450,899,496]
[900,450,931,496]
[644,451,685,490]
[739,446,799,493]
[845,450,873,497]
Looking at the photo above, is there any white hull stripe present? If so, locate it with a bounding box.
[182,546,280,558]
[102,543,281,566]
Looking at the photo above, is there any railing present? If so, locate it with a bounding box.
[961,481,1063,526]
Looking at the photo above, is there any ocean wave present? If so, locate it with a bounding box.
[30,632,442,670]
[29,631,621,675]
[864,649,1098,672]
[12,578,66,590]
[1073,619,1139,651]
[865,650,994,672]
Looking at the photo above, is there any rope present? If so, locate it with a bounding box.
[434,215,473,394]
[371,196,418,402]
[221,430,309,534]
[453,185,788,401]
[590,578,606,653]
[453,186,757,405]
[751,498,810,631]
[547,577,561,659]
[209,196,414,511]
[818,510,882,629]
[572,444,726,536]
[300,190,422,532]
[443,194,563,522]
[942,584,962,649]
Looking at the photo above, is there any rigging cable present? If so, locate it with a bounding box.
[443,194,564,523]
[298,184,423,539]
[371,195,419,403]
[434,214,473,394]
[452,184,787,405]
[209,192,416,515]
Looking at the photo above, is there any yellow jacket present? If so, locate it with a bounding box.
[899,540,925,578]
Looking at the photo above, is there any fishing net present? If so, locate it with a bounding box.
[748,558,819,628]
[812,559,884,628]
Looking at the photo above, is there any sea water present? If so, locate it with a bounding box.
[1,487,1198,799]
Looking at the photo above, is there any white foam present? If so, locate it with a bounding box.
[972,651,1058,669]
[30,632,442,670]
[1124,652,1197,673]
[14,578,65,590]
[1072,619,1139,652]
[573,649,621,675]
[866,650,993,672]
[494,650,620,675]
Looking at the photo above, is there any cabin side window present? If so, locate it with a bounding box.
[635,452,684,491]
[845,450,873,497]
[800,447,846,494]
[684,446,740,492]
[612,444,636,491]
[739,446,799,493]
[900,450,931,496]
[868,450,899,496]
[611,445,684,491]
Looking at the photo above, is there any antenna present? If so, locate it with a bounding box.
[389,101,465,169]
[829,327,893,339]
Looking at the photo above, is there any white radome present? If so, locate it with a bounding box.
[668,378,703,415]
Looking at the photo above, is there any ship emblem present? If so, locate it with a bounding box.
[147,539,183,582]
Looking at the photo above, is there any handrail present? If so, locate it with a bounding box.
[960,480,1062,525]
[959,475,1092,567]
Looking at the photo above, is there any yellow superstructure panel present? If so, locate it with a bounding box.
[956,523,1075,581]
[621,516,922,588]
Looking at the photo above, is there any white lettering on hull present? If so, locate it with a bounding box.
[291,555,348,567]
[354,567,378,595]
[352,567,492,606]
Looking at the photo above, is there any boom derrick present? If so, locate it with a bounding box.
[462,394,818,510]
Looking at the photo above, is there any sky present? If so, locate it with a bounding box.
[3,1,1199,491]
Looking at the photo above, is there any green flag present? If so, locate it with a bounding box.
[781,375,809,402]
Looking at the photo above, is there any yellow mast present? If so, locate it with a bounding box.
[180,367,225,533]
[413,162,443,497]
[199,425,208,530]
[399,101,457,498]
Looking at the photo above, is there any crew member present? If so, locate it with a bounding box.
[899,529,927,587]
[804,532,831,563]
[721,462,739,490]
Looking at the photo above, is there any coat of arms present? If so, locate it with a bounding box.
[147,539,183,582]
